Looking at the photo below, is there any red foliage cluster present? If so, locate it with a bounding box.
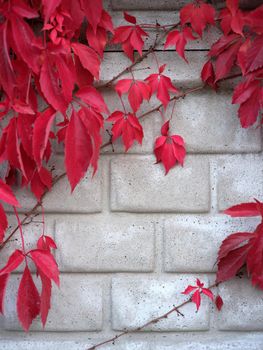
[0,0,262,331]
[217,200,263,290]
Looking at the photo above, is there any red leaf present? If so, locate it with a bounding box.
[180,1,215,37]
[112,22,148,62]
[65,109,93,191]
[0,23,16,99]
[80,0,103,33]
[216,244,250,283]
[42,0,62,23]
[191,289,201,310]
[145,68,178,108]
[164,27,196,61]
[182,285,197,295]
[215,41,242,81]
[218,232,254,260]
[0,273,9,314]
[201,61,217,89]
[72,43,100,79]
[215,295,224,311]
[245,34,263,73]
[0,204,8,243]
[0,250,24,275]
[154,121,186,174]
[224,202,260,217]
[39,53,68,113]
[37,235,57,251]
[33,108,56,168]
[115,79,151,112]
[107,111,143,151]
[202,288,214,301]
[246,224,263,289]
[0,179,20,206]
[10,15,41,74]
[17,266,40,331]
[124,12,137,24]
[75,86,109,114]
[39,270,52,327]
[29,249,59,286]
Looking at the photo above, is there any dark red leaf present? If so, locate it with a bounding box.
[65,109,93,191]
[17,266,40,331]
[72,43,100,79]
[39,270,52,327]
[215,295,223,311]
[33,108,56,168]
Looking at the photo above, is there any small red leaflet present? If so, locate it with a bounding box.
[107,111,143,151]
[115,79,151,112]
[180,0,215,37]
[111,12,148,62]
[145,65,179,108]
[154,120,186,174]
[182,278,214,311]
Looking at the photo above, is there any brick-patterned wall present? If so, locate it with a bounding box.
[1,1,263,349]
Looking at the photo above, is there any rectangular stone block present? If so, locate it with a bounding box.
[55,216,155,272]
[4,274,103,331]
[102,90,261,154]
[217,278,263,331]
[217,154,263,211]
[110,155,210,212]
[111,0,188,10]
[8,156,102,214]
[112,275,210,331]
[164,215,258,272]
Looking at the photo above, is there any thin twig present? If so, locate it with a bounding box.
[98,22,180,89]
[86,283,218,350]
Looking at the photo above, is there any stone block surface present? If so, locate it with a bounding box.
[217,278,263,331]
[110,155,210,212]
[55,216,155,272]
[112,275,210,331]
[217,155,263,210]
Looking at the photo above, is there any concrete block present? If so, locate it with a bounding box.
[55,215,155,272]
[217,154,263,211]
[112,275,210,331]
[110,155,210,212]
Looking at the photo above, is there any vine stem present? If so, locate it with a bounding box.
[86,283,218,350]
[0,72,241,252]
[97,22,180,89]
[13,207,26,257]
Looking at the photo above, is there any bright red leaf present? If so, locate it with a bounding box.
[0,250,24,275]
[29,249,59,286]
[65,109,93,191]
[112,12,148,62]
[180,0,215,37]
[182,278,214,311]
[154,121,186,174]
[0,274,9,314]
[115,79,151,112]
[107,111,143,151]
[164,27,196,62]
[145,65,179,108]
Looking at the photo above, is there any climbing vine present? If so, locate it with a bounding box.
[0,0,262,337]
